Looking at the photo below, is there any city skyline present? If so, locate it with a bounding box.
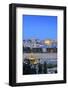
[23,15,57,40]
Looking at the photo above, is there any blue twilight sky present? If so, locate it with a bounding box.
[23,15,57,40]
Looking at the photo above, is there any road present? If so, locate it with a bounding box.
[23,53,57,60]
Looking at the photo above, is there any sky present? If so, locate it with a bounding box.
[23,15,57,40]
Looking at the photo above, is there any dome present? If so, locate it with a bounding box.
[44,39,52,46]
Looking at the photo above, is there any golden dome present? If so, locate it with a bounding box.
[44,39,52,46]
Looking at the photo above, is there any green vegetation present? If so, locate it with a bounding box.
[47,64,57,68]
